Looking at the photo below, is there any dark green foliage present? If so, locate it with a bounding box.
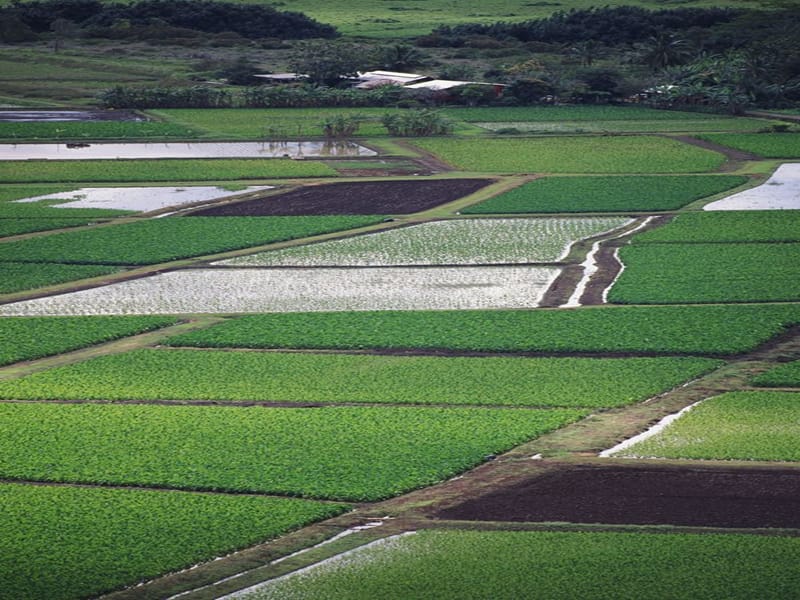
[165,304,800,356]
[4,0,336,39]
[0,315,177,366]
[382,110,453,136]
[432,7,741,46]
[0,216,383,265]
[0,218,98,237]
[462,175,746,214]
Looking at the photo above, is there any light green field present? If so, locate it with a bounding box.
[751,360,800,387]
[609,243,800,304]
[0,349,721,408]
[165,304,800,356]
[241,529,800,600]
[462,175,746,213]
[0,403,585,500]
[413,136,725,173]
[474,118,775,134]
[610,391,800,461]
[0,483,346,600]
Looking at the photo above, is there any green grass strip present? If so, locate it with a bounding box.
[612,391,800,461]
[0,120,196,141]
[609,243,800,304]
[0,483,347,600]
[0,403,586,500]
[165,304,800,356]
[0,216,383,265]
[696,133,800,158]
[0,158,337,183]
[461,175,747,213]
[0,316,177,367]
[414,136,725,173]
[0,262,120,293]
[634,211,800,243]
[0,348,721,408]
[247,529,800,600]
[751,361,800,387]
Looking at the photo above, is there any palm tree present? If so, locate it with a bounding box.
[638,32,691,71]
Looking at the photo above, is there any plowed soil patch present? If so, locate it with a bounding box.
[189,179,493,216]
[437,464,800,528]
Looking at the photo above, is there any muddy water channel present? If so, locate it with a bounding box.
[0,141,376,160]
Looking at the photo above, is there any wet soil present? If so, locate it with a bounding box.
[188,178,494,216]
[0,109,144,122]
[437,463,800,528]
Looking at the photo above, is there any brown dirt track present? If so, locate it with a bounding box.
[188,179,493,216]
[436,463,800,528]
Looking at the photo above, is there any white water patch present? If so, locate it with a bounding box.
[0,141,375,160]
[599,400,704,457]
[561,217,652,308]
[217,217,631,267]
[0,266,560,315]
[704,163,800,210]
[13,186,273,212]
[169,522,386,600]
[222,532,418,600]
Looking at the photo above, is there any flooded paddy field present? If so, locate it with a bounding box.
[0,109,144,122]
[0,141,376,160]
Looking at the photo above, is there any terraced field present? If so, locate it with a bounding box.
[1,105,799,600]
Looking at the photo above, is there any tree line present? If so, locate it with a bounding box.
[0,0,336,41]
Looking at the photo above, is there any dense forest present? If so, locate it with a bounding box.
[0,0,337,40]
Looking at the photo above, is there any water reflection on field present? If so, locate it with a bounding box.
[0,141,376,160]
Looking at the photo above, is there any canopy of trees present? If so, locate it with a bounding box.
[1,0,337,39]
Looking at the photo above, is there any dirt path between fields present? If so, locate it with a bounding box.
[672,134,761,171]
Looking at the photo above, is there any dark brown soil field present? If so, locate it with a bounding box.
[436,463,800,528]
[189,179,493,216]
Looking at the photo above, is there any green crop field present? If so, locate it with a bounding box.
[0,483,347,600]
[0,348,721,408]
[166,304,800,356]
[0,403,585,500]
[696,133,800,158]
[413,136,725,173]
[461,175,747,214]
[245,529,800,600]
[0,262,120,294]
[751,360,800,387]
[0,216,382,265]
[473,118,777,134]
[442,106,755,123]
[610,391,800,461]
[152,108,401,139]
[219,217,630,266]
[0,121,197,141]
[0,158,337,183]
[0,217,100,237]
[0,316,176,366]
[633,211,800,243]
[609,243,800,304]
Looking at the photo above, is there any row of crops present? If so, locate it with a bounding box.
[1,114,799,599]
